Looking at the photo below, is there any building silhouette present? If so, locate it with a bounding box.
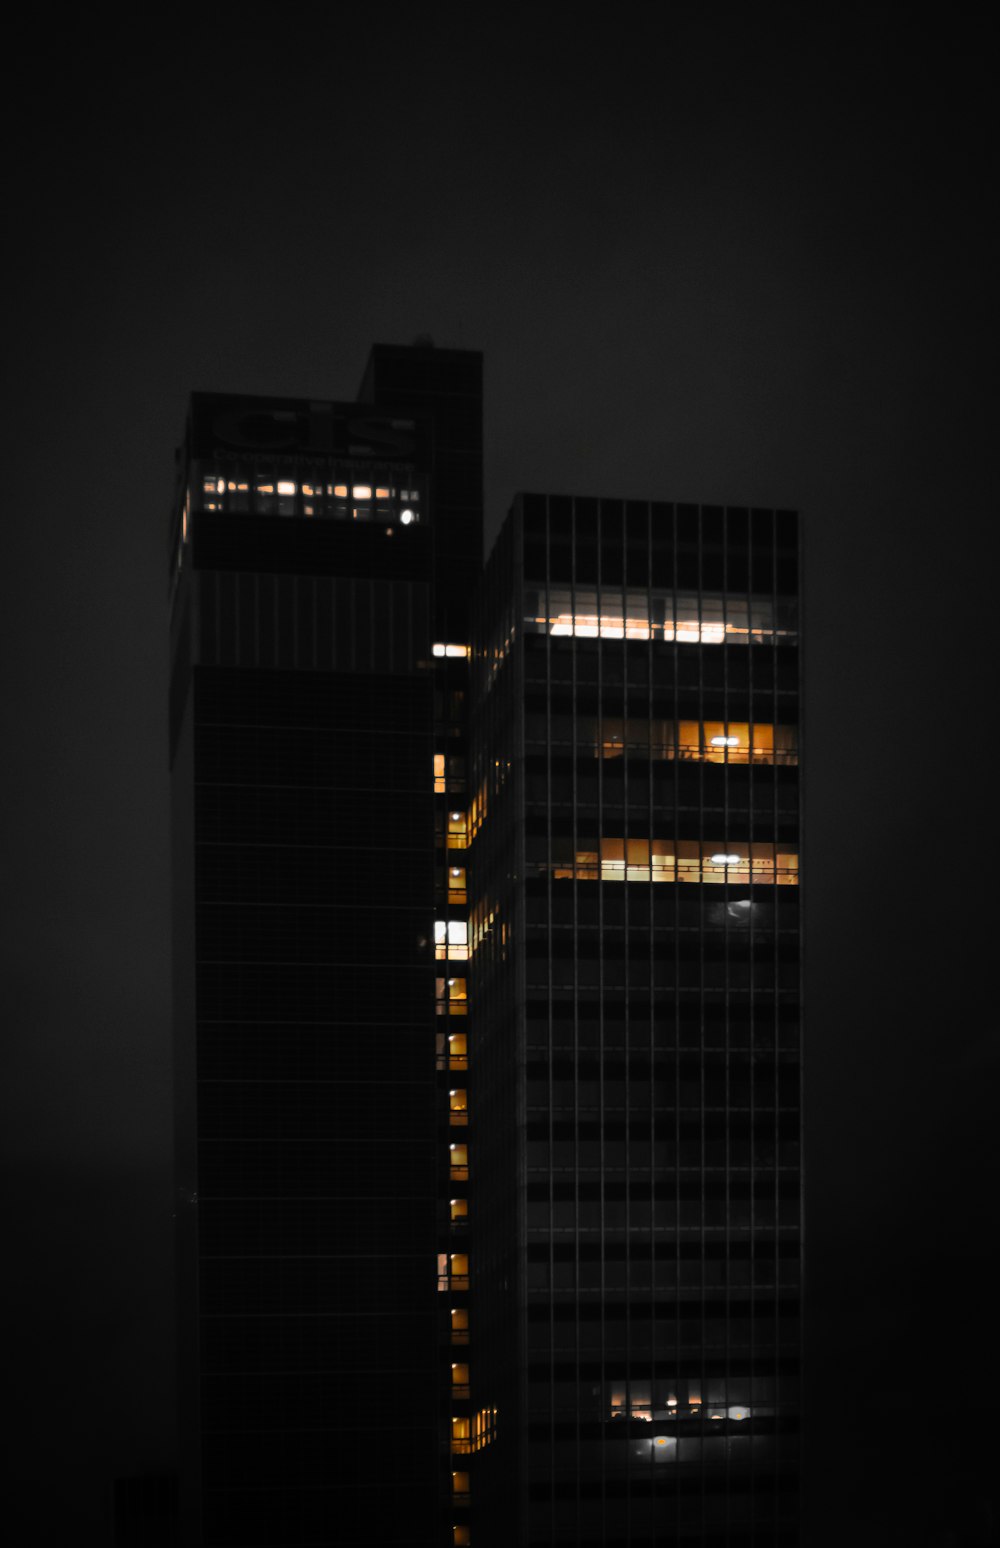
[170,344,801,1547]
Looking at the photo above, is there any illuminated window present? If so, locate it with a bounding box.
[436,977,468,1023]
[452,1470,470,1502]
[436,921,469,960]
[451,1364,470,1398]
[449,1144,469,1182]
[451,1417,471,1455]
[433,643,472,659]
[450,1254,469,1290]
[449,1088,468,1126]
[450,1197,468,1222]
[451,1306,469,1345]
[448,867,467,905]
[453,1527,471,1546]
[448,1033,468,1072]
[447,811,468,851]
[434,753,446,793]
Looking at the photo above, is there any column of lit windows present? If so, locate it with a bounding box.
[434,650,475,1541]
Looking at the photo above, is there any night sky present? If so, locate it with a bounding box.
[8,11,995,1544]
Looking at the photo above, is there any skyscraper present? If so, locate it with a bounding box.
[169,347,482,1547]
[170,346,800,1548]
[468,496,801,1546]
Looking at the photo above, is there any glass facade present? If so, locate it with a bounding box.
[468,495,801,1547]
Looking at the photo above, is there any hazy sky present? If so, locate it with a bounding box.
[7,10,994,1544]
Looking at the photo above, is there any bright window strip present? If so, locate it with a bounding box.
[549,839,798,884]
[591,719,797,765]
[190,463,420,523]
[524,587,795,644]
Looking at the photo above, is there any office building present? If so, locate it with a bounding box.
[468,495,801,1546]
[169,345,481,1546]
[170,347,800,1547]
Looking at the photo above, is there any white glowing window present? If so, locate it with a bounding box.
[352,484,371,499]
[276,480,296,496]
[400,508,416,525]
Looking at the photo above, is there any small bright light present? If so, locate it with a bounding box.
[450,1143,457,1150]
[447,978,456,986]
[452,812,462,821]
[710,735,738,746]
[277,481,296,496]
[400,508,415,524]
[451,868,461,876]
[433,643,446,656]
[711,853,742,865]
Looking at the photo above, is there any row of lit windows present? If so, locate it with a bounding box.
[191,462,422,523]
[527,719,797,765]
[535,840,798,886]
[524,588,797,646]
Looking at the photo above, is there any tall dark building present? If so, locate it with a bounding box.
[468,496,801,1546]
[170,349,801,1548]
[169,346,482,1547]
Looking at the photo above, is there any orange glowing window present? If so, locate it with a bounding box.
[451,1306,469,1343]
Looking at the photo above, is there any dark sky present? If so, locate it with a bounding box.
[7,10,995,1544]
